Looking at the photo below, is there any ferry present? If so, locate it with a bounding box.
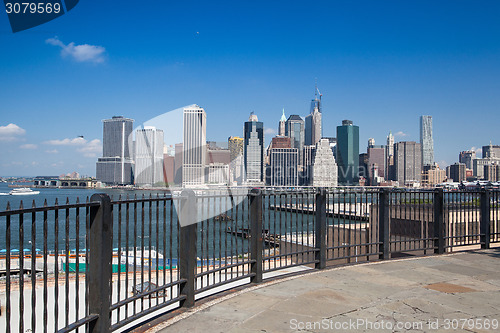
[8,188,40,195]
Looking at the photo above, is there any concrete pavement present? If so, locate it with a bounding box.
[151,248,500,332]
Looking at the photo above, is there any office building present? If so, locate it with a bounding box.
[312,139,338,187]
[228,136,244,161]
[269,148,298,187]
[96,116,134,185]
[182,105,207,187]
[301,145,316,186]
[163,154,175,185]
[336,120,359,185]
[484,164,500,182]
[228,136,244,184]
[459,150,476,170]
[278,108,286,137]
[135,127,164,186]
[367,145,386,185]
[305,87,322,146]
[207,149,231,165]
[449,162,466,183]
[420,115,434,167]
[244,113,264,184]
[174,143,183,185]
[474,158,499,179]
[394,141,422,186]
[285,115,305,163]
[386,131,395,180]
[483,143,500,159]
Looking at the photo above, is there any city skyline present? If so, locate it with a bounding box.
[1,1,500,176]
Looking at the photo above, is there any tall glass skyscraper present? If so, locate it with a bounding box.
[183,105,207,187]
[420,115,434,167]
[244,113,264,184]
[305,88,322,146]
[135,126,164,186]
[336,120,359,185]
[96,116,134,185]
[285,115,304,164]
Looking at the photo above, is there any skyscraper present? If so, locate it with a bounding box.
[228,136,244,185]
[420,115,434,167]
[285,115,305,164]
[278,108,286,137]
[394,141,422,185]
[134,127,164,186]
[312,139,338,187]
[269,148,298,187]
[96,116,134,185]
[386,131,395,180]
[459,150,476,170]
[336,120,359,185]
[305,87,322,146]
[301,145,316,185]
[482,143,500,159]
[182,105,207,187]
[244,113,264,184]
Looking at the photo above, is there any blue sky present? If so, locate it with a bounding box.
[0,1,499,176]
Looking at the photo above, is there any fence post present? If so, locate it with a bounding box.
[378,189,390,260]
[179,189,197,308]
[433,188,445,254]
[88,194,113,333]
[250,188,263,283]
[480,189,491,249]
[315,188,327,269]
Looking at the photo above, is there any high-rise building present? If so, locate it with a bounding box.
[301,145,316,186]
[459,150,476,170]
[482,143,500,159]
[449,162,466,182]
[312,139,338,187]
[96,116,134,185]
[484,164,500,182]
[182,105,207,187]
[367,145,386,185]
[134,127,164,186]
[386,131,395,180]
[285,115,305,164]
[269,148,298,186]
[278,108,286,137]
[206,163,230,185]
[163,154,175,185]
[420,115,434,167]
[228,136,244,160]
[305,87,322,146]
[394,141,422,185]
[336,120,359,185]
[244,113,264,184]
[174,143,183,185]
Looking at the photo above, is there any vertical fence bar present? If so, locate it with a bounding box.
[88,194,113,333]
[434,188,445,254]
[378,189,390,260]
[179,189,197,308]
[481,189,491,249]
[315,188,327,269]
[250,188,263,283]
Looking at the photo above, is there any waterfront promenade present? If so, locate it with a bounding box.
[151,248,500,333]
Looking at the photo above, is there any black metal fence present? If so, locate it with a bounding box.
[0,188,499,332]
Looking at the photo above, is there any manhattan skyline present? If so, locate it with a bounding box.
[1,1,499,176]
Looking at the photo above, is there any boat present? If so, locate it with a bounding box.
[9,188,40,195]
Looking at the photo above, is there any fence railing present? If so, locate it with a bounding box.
[0,188,499,332]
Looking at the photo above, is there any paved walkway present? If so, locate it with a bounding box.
[152,248,500,332]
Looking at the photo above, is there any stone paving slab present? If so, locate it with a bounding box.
[151,248,500,333]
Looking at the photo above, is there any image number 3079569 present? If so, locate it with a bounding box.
[3,0,79,33]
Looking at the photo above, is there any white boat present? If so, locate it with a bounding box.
[9,188,40,195]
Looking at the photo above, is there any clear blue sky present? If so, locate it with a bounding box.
[1,1,499,176]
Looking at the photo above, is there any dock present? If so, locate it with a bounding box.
[269,202,371,221]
